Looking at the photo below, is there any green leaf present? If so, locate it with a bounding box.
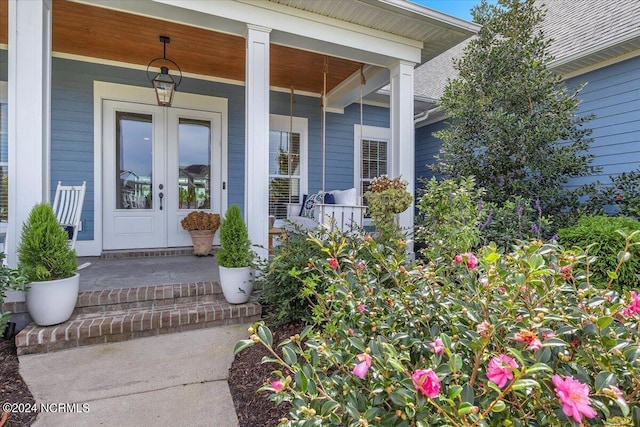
[525,363,552,374]
[597,316,614,331]
[461,383,474,404]
[295,369,308,393]
[492,400,506,412]
[387,357,406,374]
[458,402,475,415]
[617,251,631,263]
[541,338,568,348]
[320,401,339,416]
[594,371,615,391]
[448,385,462,400]
[606,270,618,280]
[257,325,273,347]
[511,379,540,390]
[233,339,255,354]
[282,345,297,365]
[485,252,500,263]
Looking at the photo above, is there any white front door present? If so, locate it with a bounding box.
[103,100,222,250]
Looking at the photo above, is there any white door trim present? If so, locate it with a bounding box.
[82,81,228,256]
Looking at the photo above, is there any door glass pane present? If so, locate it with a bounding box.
[178,119,211,209]
[116,112,153,209]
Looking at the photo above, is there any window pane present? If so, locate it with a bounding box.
[269,130,301,218]
[269,177,300,219]
[178,118,211,209]
[116,112,153,209]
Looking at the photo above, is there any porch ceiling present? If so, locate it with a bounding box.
[0,0,362,95]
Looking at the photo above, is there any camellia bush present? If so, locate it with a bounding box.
[237,232,640,426]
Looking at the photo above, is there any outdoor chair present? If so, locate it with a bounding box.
[52,181,86,250]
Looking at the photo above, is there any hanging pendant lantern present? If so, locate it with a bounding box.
[147,36,182,107]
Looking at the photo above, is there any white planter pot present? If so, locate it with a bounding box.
[26,273,80,326]
[219,266,253,304]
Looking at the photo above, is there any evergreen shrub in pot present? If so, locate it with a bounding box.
[17,203,79,326]
[215,204,254,303]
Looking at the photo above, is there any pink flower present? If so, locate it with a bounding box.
[552,375,597,423]
[270,380,284,392]
[465,253,478,269]
[623,291,640,316]
[486,354,518,388]
[328,258,339,270]
[358,304,366,313]
[430,338,445,355]
[411,369,441,398]
[348,328,355,336]
[477,320,491,338]
[542,330,556,340]
[560,265,572,280]
[356,262,365,271]
[514,330,542,351]
[455,253,478,269]
[352,353,372,379]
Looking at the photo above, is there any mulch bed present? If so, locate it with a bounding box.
[0,339,37,427]
[228,322,304,427]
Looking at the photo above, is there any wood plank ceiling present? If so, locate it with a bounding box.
[0,0,363,94]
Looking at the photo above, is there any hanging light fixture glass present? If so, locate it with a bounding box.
[146,35,182,107]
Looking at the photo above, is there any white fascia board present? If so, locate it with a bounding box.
[153,0,423,64]
[326,65,391,110]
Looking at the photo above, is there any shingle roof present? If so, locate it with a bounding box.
[412,0,640,102]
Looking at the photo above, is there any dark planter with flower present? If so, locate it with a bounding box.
[181,211,221,256]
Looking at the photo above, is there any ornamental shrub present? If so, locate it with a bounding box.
[17,203,78,281]
[237,234,640,426]
[558,215,640,293]
[0,253,28,334]
[586,169,640,220]
[259,228,325,326]
[415,176,484,262]
[215,204,253,268]
[480,197,552,250]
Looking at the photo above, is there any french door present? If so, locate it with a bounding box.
[102,100,222,250]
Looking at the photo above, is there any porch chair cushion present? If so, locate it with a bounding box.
[331,188,357,206]
[300,191,324,218]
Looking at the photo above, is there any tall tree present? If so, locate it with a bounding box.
[432,0,597,216]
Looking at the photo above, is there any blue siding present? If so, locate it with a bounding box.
[415,121,446,190]
[564,56,640,189]
[414,56,640,194]
[48,57,386,241]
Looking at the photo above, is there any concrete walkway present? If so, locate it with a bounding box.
[19,324,248,426]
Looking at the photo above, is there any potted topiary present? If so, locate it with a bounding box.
[215,204,254,304]
[17,203,79,326]
[180,211,221,256]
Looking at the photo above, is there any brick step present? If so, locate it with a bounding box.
[73,282,223,314]
[15,292,261,356]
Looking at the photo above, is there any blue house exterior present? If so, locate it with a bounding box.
[414,0,640,193]
[1,0,479,269]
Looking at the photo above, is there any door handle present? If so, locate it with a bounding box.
[159,192,164,210]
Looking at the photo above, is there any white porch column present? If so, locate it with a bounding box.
[244,25,271,260]
[389,60,415,256]
[7,0,52,267]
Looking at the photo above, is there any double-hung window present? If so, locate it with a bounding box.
[354,125,391,216]
[269,115,308,219]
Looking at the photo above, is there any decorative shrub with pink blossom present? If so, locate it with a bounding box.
[237,231,640,426]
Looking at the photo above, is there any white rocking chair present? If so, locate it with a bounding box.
[52,181,86,250]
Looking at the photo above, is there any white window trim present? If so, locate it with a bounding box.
[269,114,308,204]
[0,81,7,236]
[353,124,391,199]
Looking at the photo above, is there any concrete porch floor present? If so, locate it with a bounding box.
[77,253,220,292]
